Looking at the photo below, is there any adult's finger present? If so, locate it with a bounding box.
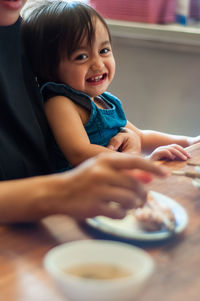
[126,169,154,183]
[89,164,148,201]
[99,153,168,177]
[101,187,147,209]
[97,203,127,219]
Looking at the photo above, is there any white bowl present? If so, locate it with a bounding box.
[44,240,154,301]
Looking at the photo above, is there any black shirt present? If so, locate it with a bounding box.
[0,18,52,180]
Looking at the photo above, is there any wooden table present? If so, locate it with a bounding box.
[1,143,200,301]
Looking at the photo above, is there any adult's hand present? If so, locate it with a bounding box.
[107,127,141,154]
[49,153,168,220]
[0,153,167,224]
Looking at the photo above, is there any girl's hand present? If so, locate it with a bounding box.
[107,128,141,154]
[148,144,191,161]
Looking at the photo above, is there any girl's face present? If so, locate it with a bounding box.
[58,18,116,99]
[0,0,27,26]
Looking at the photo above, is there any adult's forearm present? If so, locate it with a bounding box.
[0,175,59,224]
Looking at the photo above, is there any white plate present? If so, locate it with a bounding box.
[86,191,188,241]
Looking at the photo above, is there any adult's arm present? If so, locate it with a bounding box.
[0,153,167,224]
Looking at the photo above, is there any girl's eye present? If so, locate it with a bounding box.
[100,48,110,54]
[75,54,88,61]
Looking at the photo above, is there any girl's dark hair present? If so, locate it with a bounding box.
[21,1,111,84]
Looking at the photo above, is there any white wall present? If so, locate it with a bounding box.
[108,37,200,136]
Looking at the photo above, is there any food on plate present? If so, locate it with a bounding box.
[133,193,175,232]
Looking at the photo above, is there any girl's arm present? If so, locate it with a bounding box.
[124,121,197,160]
[125,121,200,152]
[44,95,114,167]
[140,130,192,152]
[107,120,192,156]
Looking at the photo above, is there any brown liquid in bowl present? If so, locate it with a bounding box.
[65,263,132,280]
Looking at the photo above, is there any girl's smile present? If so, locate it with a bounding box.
[86,73,107,85]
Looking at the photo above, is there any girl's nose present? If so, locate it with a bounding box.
[90,57,104,71]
